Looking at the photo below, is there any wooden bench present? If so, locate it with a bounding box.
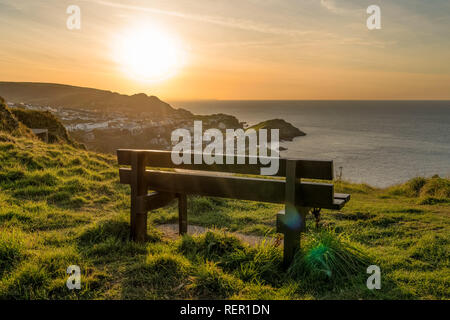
[117,149,350,265]
[31,129,49,143]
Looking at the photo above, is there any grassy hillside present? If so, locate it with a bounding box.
[0,97,33,138]
[11,108,83,148]
[0,132,448,299]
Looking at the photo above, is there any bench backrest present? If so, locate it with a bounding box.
[117,149,334,180]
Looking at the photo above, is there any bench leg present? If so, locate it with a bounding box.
[283,230,301,267]
[130,152,147,242]
[178,194,188,235]
[277,206,309,267]
[134,212,148,242]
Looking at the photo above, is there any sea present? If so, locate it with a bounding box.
[169,100,450,187]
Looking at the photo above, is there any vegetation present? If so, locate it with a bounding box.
[0,110,448,299]
[0,133,448,299]
[0,97,33,138]
[11,108,82,148]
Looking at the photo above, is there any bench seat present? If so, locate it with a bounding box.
[119,168,348,210]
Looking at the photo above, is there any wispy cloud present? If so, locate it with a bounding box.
[86,0,326,38]
[84,0,392,49]
[320,0,361,16]
[320,0,343,13]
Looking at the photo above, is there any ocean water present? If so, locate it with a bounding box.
[169,100,450,187]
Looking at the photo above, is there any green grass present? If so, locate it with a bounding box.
[0,132,448,299]
[11,108,83,148]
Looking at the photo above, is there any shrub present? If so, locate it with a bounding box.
[288,229,370,283]
[222,241,283,285]
[407,177,427,196]
[420,177,450,198]
[388,177,450,200]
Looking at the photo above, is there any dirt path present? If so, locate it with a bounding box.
[156,223,278,247]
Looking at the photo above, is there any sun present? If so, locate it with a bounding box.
[114,25,185,83]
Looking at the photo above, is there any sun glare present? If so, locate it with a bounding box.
[114,25,185,83]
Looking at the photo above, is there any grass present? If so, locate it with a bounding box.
[0,132,448,299]
[11,107,83,148]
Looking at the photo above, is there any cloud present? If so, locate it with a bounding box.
[81,0,390,49]
[85,0,324,37]
[320,0,359,15]
[320,0,341,12]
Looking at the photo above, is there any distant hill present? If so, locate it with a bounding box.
[0,82,189,116]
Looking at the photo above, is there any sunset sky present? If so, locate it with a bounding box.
[1,0,449,100]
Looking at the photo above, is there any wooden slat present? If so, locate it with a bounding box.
[117,149,333,180]
[137,191,175,212]
[334,193,350,202]
[119,168,336,209]
[332,198,346,210]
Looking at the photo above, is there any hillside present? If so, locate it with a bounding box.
[0,128,448,299]
[11,108,82,148]
[0,82,188,116]
[0,97,33,138]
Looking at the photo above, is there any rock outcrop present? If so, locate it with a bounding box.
[247,119,306,141]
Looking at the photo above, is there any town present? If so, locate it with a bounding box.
[6,101,245,154]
